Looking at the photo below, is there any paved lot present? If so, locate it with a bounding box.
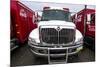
[11,44,95,66]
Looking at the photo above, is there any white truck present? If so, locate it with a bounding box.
[28,7,83,63]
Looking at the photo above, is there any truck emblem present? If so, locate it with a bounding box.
[57,26,60,31]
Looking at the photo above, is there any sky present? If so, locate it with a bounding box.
[20,0,95,15]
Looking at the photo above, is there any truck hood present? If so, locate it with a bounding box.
[29,28,83,43]
[38,20,75,27]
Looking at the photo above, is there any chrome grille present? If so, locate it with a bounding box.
[40,28,75,44]
[59,29,75,44]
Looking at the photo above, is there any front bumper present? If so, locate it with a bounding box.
[28,42,83,57]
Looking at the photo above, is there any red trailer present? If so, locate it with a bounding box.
[10,0,37,51]
[72,8,95,50]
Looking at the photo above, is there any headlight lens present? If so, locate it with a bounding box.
[75,38,83,44]
[28,37,38,45]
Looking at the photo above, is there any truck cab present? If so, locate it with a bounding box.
[28,7,83,63]
[72,9,95,50]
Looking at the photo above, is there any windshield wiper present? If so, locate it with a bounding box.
[41,19,50,21]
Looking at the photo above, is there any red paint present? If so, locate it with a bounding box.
[72,8,95,43]
[11,0,37,44]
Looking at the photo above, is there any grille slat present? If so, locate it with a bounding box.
[59,29,75,44]
[40,27,75,44]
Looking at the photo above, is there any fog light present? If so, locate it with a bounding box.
[38,50,48,54]
[77,46,83,52]
[68,48,76,53]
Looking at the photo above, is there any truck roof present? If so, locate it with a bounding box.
[43,6,69,11]
[72,8,95,17]
[18,1,34,13]
[11,0,34,13]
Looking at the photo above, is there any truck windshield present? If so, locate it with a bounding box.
[41,10,72,22]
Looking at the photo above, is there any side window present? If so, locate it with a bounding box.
[73,14,82,23]
[90,14,95,24]
[76,14,82,22]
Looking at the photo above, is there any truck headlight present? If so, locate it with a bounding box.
[75,38,83,45]
[28,37,38,45]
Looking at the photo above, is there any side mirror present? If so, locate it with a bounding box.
[37,12,42,21]
[87,14,91,22]
[34,16,41,24]
[37,16,42,22]
[34,19,38,23]
[74,14,77,23]
[32,15,39,24]
[75,14,77,19]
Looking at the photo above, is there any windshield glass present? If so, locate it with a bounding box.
[41,10,72,22]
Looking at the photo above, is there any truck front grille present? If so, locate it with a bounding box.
[40,28,75,45]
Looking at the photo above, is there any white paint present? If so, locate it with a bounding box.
[38,20,75,27]
[29,20,83,43]
[75,29,83,42]
[29,28,40,43]
[29,27,83,43]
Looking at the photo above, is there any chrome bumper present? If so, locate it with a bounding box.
[28,42,83,57]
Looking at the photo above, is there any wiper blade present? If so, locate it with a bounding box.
[41,19,50,21]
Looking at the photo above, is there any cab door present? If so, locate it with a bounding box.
[85,13,95,38]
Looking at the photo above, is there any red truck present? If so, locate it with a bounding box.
[72,8,95,50]
[10,0,37,51]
